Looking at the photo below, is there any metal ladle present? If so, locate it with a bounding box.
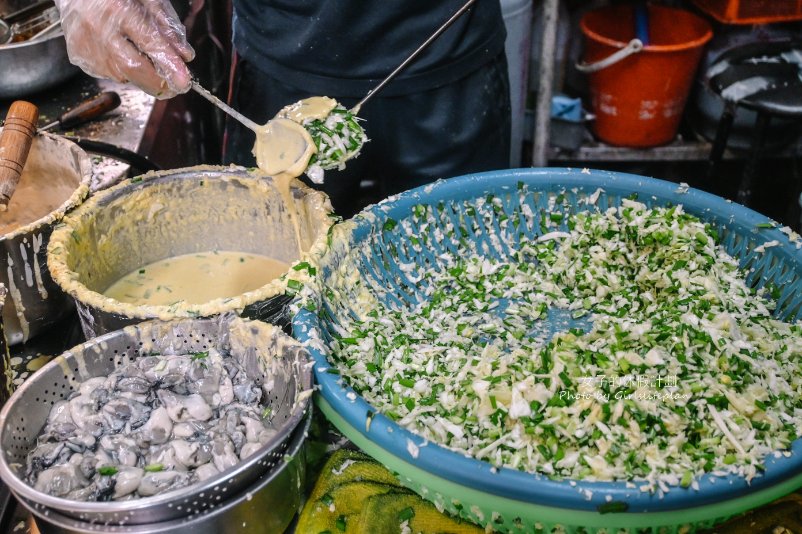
[191,0,478,177]
[192,0,478,130]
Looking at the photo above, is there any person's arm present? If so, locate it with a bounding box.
[54,0,195,98]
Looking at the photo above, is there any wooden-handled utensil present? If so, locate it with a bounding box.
[39,91,121,132]
[0,101,39,212]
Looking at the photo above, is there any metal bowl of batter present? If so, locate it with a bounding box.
[47,165,333,339]
[0,131,91,344]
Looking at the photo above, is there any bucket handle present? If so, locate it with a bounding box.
[576,39,644,74]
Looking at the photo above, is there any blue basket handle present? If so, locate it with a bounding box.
[576,38,644,74]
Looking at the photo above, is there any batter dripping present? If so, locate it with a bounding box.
[252,96,339,255]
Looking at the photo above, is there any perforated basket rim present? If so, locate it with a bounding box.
[293,167,802,516]
[0,315,313,516]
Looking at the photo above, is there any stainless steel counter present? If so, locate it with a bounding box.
[0,72,156,191]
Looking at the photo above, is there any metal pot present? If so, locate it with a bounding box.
[0,314,312,526]
[0,2,78,99]
[0,283,11,405]
[0,132,91,344]
[47,166,334,340]
[21,411,310,534]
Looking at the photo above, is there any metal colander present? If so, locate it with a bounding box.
[19,412,311,534]
[0,314,312,526]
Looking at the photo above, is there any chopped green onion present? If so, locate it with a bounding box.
[397,507,415,522]
[335,515,346,531]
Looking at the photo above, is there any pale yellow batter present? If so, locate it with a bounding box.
[252,96,338,178]
[251,97,339,257]
[253,119,315,178]
[277,96,338,124]
[103,251,289,306]
[0,163,78,235]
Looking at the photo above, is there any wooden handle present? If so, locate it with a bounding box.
[0,101,39,212]
[59,91,121,130]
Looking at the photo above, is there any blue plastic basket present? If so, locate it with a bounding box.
[293,168,802,533]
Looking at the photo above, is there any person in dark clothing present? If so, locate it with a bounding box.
[53,0,511,217]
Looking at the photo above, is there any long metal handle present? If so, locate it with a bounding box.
[351,0,478,114]
[191,81,260,132]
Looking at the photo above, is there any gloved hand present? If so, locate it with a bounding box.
[54,0,195,99]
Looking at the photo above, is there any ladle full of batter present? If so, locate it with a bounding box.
[191,0,476,183]
[190,83,346,257]
[191,82,362,183]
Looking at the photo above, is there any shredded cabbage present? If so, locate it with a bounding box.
[326,199,802,493]
[304,106,367,182]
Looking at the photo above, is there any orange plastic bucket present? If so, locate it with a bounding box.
[579,4,712,147]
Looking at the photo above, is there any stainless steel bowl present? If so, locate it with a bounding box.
[47,166,334,340]
[0,4,78,99]
[0,314,313,525]
[20,410,310,534]
[0,132,91,344]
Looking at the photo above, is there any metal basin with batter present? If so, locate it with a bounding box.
[0,132,91,343]
[46,165,334,339]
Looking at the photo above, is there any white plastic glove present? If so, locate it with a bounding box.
[54,0,195,99]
